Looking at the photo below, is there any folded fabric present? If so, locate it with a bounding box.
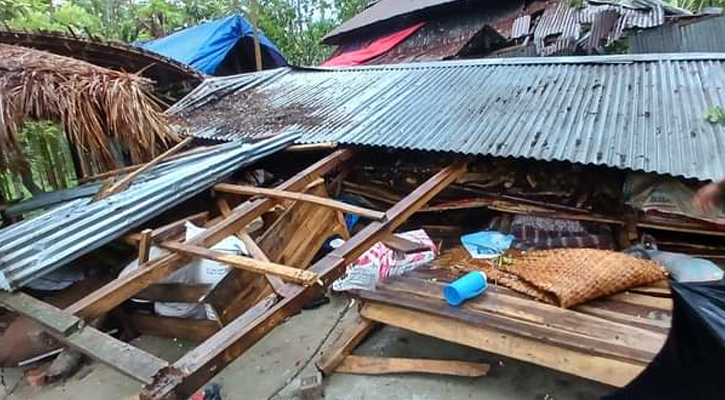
[438,246,667,308]
[461,231,515,259]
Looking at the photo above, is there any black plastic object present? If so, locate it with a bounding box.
[603,279,725,400]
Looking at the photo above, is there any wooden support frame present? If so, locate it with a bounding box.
[140,160,467,400]
[216,197,295,298]
[214,183,386,220]
[2,150,466,400]
[66,148,355,321]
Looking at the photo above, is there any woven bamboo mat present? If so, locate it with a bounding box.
[437,246,667,308]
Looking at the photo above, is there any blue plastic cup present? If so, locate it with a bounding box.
[444,271,488,306]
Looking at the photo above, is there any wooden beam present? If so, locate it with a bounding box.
[316,316,376,375]
[138,229,153,264]
[216,197,294,298]
[0,292,167,384]
[285,142,338,152]
[140,160,467,400]
[94,137,193,201]
[207,185,346,325]
[78,146,212,184]
[360,301,643,387]
[67,149,354,321]
[159,241,320,286]
[214,183,386,221]
[129,313,220,342]
[236,230,296,298]
[336,356,490,377]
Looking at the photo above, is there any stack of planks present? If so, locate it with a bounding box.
[354,266,671,387]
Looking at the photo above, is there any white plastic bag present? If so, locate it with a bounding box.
[121,222,248,320]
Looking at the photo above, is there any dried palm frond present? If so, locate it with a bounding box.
[0,44,178,173]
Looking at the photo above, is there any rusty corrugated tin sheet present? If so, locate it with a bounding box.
[587,10,620,49]
[629,15,725,53]
[511,15,532,39]
[0,133,298,291]
[176,54,725,182]
[535,1,581,55]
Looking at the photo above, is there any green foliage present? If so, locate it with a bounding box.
[666,0,725,11]
[705,106,725,126]
[0,0,368,65]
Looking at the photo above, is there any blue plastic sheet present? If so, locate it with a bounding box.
[138,15,286,75]
[461,231,515,259]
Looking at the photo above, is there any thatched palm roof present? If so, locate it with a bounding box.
[0,43,178,173]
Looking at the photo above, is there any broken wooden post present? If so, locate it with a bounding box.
[159,242,320,286]
[138,229,153,265]
[94,137,193,201]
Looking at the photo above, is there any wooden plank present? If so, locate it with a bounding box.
[360,302,643,387]
[0,292,82,335]
[67,149,354,321]
[160,242,320,286]
[140,160,467,400]
[138,229,153,264]
[214,183,386,221]
[94,137,193,201]
[0,292,167,384]
[217,196,294,298]
[129,313,220,342]
[208,185,344,325]
[336,355,490,377]
[135,283,212,303]
[359,288,659,364]
[316,316,376,375]
[378,276,667,349]
[381,233,430,253]
[403,269,671,332]
[608,292,673,310]
[79,146,212,184]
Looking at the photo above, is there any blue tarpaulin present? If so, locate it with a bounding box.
[139,15,287,75]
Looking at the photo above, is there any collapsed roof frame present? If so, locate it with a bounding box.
[0,148,467,399]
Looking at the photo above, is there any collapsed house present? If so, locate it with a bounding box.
[321,0,720,66]
[0,49,724,399]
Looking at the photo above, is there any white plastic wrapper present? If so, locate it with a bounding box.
[121,222,247,320]
[332,229,436,292]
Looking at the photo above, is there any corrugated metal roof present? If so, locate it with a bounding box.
[629,16,725,53]
[0,133,297,291]
[535,0,581,55]
[323,0,463,43]
[177,54,725,182]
